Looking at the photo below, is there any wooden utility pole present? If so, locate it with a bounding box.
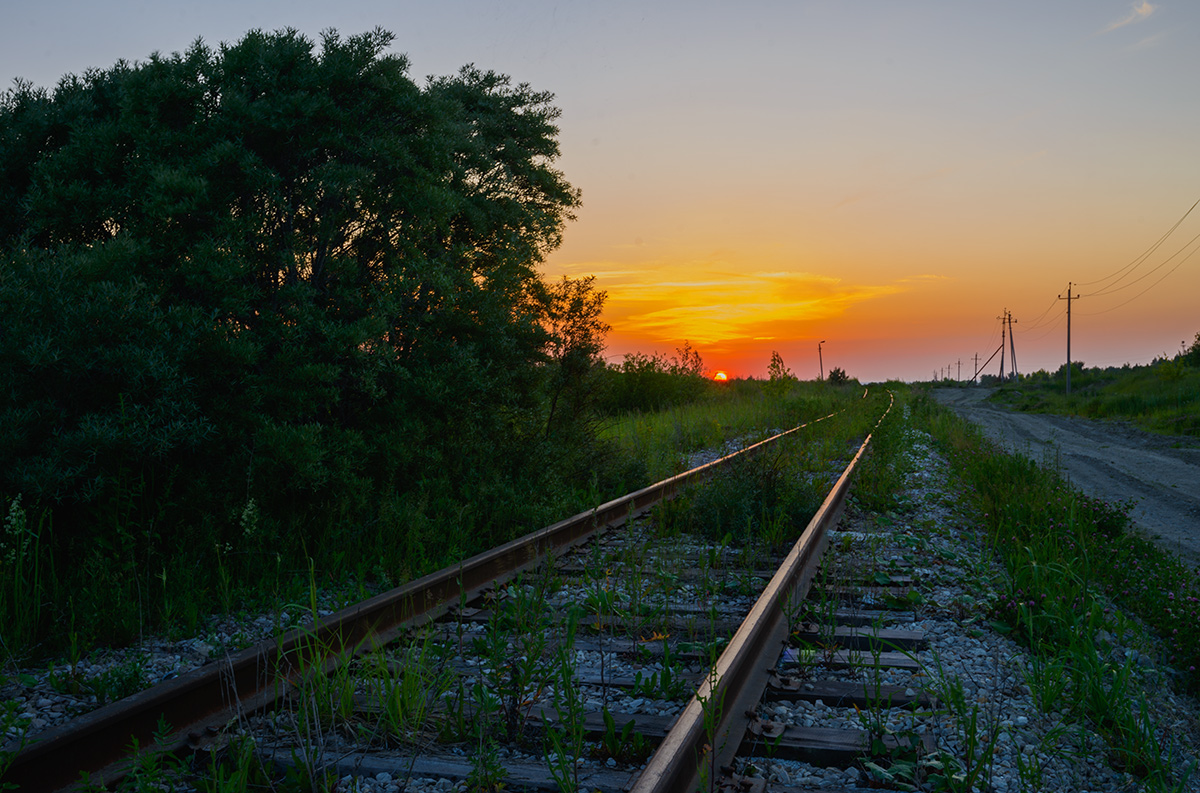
[998,310,1007,380]
[1059,283,1080,393]
[972,353,980,383]
[1007,311,1018,380]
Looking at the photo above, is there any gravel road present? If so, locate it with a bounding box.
[932,387,1200,570]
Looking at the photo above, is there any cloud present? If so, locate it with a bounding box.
[1130,31,1167,50]
[595,265,906,346]
[1102,1,1155,33]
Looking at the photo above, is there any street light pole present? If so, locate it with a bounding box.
[818,340,826,380]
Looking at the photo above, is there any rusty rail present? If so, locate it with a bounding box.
[630,391,893,793]
[5,409,848,791]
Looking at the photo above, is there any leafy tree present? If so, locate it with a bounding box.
[1184,332,1200,367]
[764,350,795,397]
[827,366,850,386]
[541,275,610,437]
[767,351,793,382]
[0,29,586,575]
[671,341,705,378]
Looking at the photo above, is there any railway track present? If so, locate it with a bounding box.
[5,393,919,792]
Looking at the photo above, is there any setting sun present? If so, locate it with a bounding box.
[713,371,728,381]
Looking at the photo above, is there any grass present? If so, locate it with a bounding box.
[988,360,1200,437]
[914,388,1199,788]
[600,379,865,482]
[0,378,872,667]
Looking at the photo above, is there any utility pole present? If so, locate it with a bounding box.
[957,359,962,381]
[1007,311,1018,380]
[818,340,826,380]
[998,310,1007,381]
[972,353,980,383]
[1058,283,1080,393]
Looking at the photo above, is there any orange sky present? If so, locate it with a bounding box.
[536,3,1200,381]
[5,2,1199,381]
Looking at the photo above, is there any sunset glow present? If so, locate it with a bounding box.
[713,371,728,382]
[6,2,1198,382]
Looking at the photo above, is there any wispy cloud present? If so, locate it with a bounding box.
[592,264,906,347]
[1102,1,1155,33]
[1131,31,1167,50]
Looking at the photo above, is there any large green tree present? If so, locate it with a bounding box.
[0,28,585,540]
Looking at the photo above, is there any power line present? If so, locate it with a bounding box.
[1082,240,1200,316]
[1018,294,1061,332]
[1022,311,1066,343]
[1076,195,1200,288]
[1083,228,1200,297]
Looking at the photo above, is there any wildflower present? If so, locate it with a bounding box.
[240,498,259,540]
[2,495,31,567]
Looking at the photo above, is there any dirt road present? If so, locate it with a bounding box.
[932,387,1200,570]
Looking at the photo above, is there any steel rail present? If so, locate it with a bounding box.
[5,408,849,792]
[630,391,894,793]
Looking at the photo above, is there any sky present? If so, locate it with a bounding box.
[3,1,1199,382]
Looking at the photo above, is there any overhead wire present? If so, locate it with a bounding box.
[979,315,1002,358]
[1082,238,1200,316]
[1019,294,1062,332]
[1076,195,1200,289]
[964,195,1199,374]
[1082,228,1200,297]
[1022,311,1066,342]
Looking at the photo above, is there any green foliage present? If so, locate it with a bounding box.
[764,350,795,393]
[919,393,1199,786]
[0,29,619,654]
[827,366,850,386]
[601,379,851,485]
[596,342,712,415]
[851,400,911,513]
[596,707,651,763]
[114,717,186,792]
[544,610,584,792]
[1185,332,1200,367]
[992,350,1200,436]
[675,446,822,547]
[540,275,610,439]
[0,699,30,786]
[668,394,881,548]
[0,496,47,655]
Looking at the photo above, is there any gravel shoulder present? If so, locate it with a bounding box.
[932,387,1200,571]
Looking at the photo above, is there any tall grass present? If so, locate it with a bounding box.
[993,363,1200,437]
[0,496,48,656]
[0,378,871,665]
[600,380,862,483]
[915,390,1199,786]
[652,384,886,551]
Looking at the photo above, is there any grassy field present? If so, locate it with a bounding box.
[0,378,874,665]
[986,360,1200,437]
[600,379,873,482]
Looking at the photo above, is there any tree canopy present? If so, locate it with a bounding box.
[0,28,595,555]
